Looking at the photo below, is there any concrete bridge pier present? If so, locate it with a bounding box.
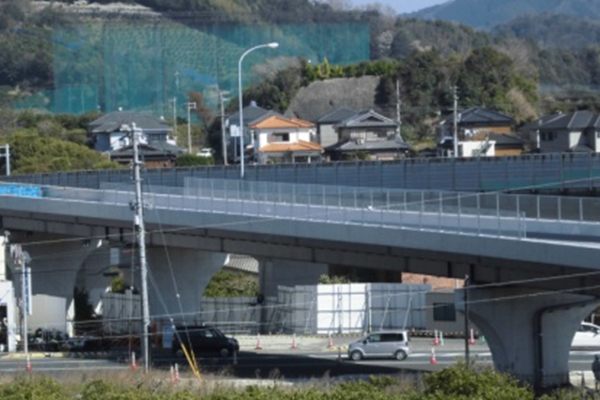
[258,259,328,298]
[145,248,227,325]
[456,286,600,389]
[19,235,104,336]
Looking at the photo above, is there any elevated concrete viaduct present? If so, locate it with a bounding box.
[1,183,600,388]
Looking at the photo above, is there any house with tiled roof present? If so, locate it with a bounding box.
[88,110,174,153]
[226,101,282,161]
[437,107,518,157]
[248,115,323,164]
[525,111,600,153]
[317,108,409,161]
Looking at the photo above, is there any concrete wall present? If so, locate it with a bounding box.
[318,124,338,147]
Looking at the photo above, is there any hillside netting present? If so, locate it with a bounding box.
[13,14,370,116]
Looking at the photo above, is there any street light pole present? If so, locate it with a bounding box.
[238,42,279,179]
[185,102,197,154]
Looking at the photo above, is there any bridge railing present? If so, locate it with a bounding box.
[94,180,527,239]
[0,180,526,239]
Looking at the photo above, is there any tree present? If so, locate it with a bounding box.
[204,271,259,297]
[4,130,120,173]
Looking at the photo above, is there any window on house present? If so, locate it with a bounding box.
[433,303,456,321]
[541,132,557,142]
[273,133,290,142]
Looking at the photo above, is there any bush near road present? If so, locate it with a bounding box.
[0,364,588,399]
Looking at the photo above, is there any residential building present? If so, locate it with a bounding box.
[438,107,516,157]
[248,115,323,164]
[87,110,174,152]
[316,107,360,148]
[108,142,184,168]
[317,108,409,161]
[525,111,600,153]
[226,101,280,161]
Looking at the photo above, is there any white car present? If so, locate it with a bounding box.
[197,148,213,158]
[572,322,600,348]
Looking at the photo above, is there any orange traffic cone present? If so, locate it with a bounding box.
[25,354,32,373]
[130,352,138,371]
[469,329,475,346]
[291,334,299,350]
[430,348,437,366]
[255,334,263,350]
[433,330,440,346]
[327,333,334,349]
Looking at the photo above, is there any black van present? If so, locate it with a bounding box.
[172,326,239,358]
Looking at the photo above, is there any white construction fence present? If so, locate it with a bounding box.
[101,284,430,336]
[277,283,430,335]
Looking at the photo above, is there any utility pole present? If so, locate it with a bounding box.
[0,144,10,176]
[453,86,459,158]
[131,123,150,373]
[185,102,197,154]
[170,98,178,145]
[463,274,471,367]
[219,90,229,165]
[396,79,402,138]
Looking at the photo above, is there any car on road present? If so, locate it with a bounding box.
[348,330,410,361]
[572,322,600,348]
[172,326,239,358]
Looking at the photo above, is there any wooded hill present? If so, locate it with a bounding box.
[411,0,600,30]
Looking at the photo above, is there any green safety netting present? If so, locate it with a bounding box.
[13,17,370,117]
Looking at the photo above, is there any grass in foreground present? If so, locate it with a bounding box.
[0,363,596,399]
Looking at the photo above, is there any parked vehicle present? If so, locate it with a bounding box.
[348,330,410,361]
[197,148,213,158]
[572,322,600,348]
[172,326,239,358]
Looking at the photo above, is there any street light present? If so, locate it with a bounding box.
[238,42,279,179]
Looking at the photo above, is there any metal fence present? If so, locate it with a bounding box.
[3,153,600,192]
[0,180,526,239]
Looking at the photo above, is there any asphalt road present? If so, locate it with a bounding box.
[2,346,600,381]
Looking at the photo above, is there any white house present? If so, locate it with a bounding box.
[248,115,323,164]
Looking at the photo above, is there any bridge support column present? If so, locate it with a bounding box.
[146,248,227,324]
[456,286,600,389]
[259,259,328,298]
[23,236,103,336]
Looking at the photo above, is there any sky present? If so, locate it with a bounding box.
[350,0,447,13]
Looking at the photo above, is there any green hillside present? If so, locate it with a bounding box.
[494,14,600,49]
[411,0,600,30]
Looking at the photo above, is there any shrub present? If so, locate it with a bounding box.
[423,362,534,400]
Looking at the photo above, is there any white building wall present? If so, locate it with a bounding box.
[569,131,583,148]
[0,281,17,352]
[256,129,314,149]
[459,141,496,157]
